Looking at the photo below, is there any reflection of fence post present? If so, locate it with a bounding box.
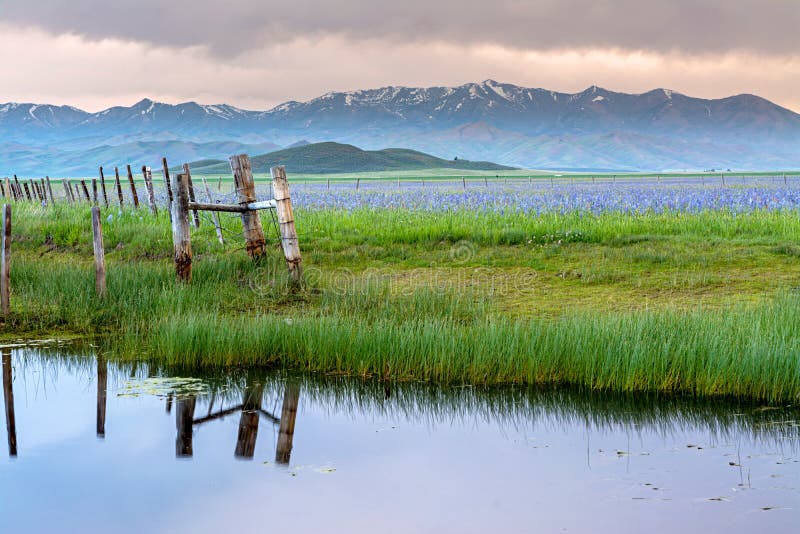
[91,207,107,297]
[2,348,16,456]
[271,166,303,284]
[1,205,10,317]
[235,379,264,459]
[275,381,300,464]
[171,172,192,283]
[175,397,196,457]
[96,356,107,438]
[229,155,266,259]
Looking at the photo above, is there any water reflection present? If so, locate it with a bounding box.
[1,346,798,533]
[2,348,16,456]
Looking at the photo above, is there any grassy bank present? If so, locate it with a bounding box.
[4,203,800,402]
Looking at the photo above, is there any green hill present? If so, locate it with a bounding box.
[183,142,515,174]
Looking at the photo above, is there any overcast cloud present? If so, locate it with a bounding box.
[0,1,797,111]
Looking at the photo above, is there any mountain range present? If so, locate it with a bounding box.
[1,80,799,175]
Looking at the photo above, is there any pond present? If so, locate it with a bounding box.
[1,344,798,533]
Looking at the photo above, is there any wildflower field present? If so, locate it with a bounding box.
[5,175,800,402]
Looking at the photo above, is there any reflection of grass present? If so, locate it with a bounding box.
[3,203,800,401]
[16,348,800,453]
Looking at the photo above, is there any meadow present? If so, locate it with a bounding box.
[4,176,800,402]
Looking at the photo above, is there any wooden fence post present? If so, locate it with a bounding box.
[62,180,73,204]
[99,167,109,208]
[22,182,31,202]
[91,179,98,206]
[126,165,139,208]
[91,207,107,297]
[271,166,303,284]
[142,166,158,216]
[45,177,54,205]
[201,176,224,245]
[1,205,10,317]
[182,164,200,228]
[114,167,124,208]
[80,180,91,203]
[229,155,266,259]
[2,179,9,201]
[171,172,192,283]
[162,157,174,208]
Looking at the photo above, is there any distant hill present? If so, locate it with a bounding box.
[187,142,515,174]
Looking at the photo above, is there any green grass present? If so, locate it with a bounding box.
[3,203,800,402]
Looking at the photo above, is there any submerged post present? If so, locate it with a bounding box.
[271,166,303,284]
[91,207,107,297]
[0,205,10,317]
[171,172,192,283]
[229,155,266,258]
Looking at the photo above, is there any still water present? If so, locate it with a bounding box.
[1,344,798,533]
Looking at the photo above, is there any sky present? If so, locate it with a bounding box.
[0,0,798,112]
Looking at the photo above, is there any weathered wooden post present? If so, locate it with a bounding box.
[126,165,139,208]
[3,179,11,201]
[45,177,55,205]
[96,355,107,438]
[91,179,98,206]
[22,182,31,202]
[98,167,109,208]
[171,172,192,283]
[182,164,200,228]
[91,207,107,297]
[271,166,303,284]
[1,205,10,317]
[462,176,466,189]
[114,167,124,208]
[80,180,91,203]
[201,176,224,245]
[162,157,174,209]
[275,381,300,465]
[62,180,73,204]
[229,155,266,258]
[356,177,360,191]
[142,166,158,216]
[2,348,16,457]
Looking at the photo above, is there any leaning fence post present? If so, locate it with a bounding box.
[201,176,224,245]
[91,207,107,297]
[271,166,303,284]
[80,180,91,203]
[62,180,73,204]
[126,165,140,209]
[171,172,192,283]
[229,155,266,259]
[45,177,55,206]
[182,164,200,228]
[114,167,124,208]
[99,167,109,208]
[142,166,158,216]
[1,205,10,316]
